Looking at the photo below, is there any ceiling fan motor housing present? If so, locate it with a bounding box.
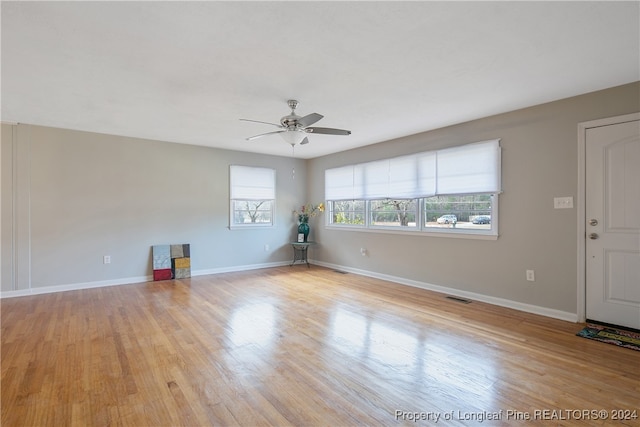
[280,115,301,130]
[281,100,301,130]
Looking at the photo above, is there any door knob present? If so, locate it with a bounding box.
[589,233,599,240]
[589,219,598,226]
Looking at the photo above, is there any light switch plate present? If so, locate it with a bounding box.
[553,196,573,209]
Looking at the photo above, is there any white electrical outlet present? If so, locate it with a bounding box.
[264,244,270,251]
[553,197,573,209]
[526,269,535,281]
[103,255,111,264]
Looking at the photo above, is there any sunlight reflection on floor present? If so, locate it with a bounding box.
[329,305,497,409]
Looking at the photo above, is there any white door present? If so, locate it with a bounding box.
[585,119,640,330]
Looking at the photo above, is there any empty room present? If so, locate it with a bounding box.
[1,2,639,426]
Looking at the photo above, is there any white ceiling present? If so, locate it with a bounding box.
[2,1,638,159]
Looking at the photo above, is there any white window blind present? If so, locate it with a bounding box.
[325,165,363,200]
[325,139,500,200]
[389,154,420,198]
[230,165,275,200]
[436,140,501,195]
[416,151,437,197]
[363,159,390,199]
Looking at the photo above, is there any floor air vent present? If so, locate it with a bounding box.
[333,270,348,274]
[446,296,472,304]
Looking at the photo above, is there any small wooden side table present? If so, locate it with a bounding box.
[290,242,315,268]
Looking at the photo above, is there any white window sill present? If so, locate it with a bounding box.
[229,224,274,230]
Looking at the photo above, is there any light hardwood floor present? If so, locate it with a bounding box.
[2,266,639,426]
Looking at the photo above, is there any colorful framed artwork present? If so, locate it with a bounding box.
[152,244,190,280]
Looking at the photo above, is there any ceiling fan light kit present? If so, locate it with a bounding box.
[279,130,307,146]
[241,100,351,147]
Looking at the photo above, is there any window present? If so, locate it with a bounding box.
[325,140,501,237]
[424,194,494,231]
[230,165,275,227]
[370,199,417,228]
[330,200,365,225]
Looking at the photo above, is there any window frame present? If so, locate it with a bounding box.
[229,165,276,229]
[324,139,501,239]
[368,198,419,230]
[326,200,366,227]
[230,199,275,228]
[326,195,498,239]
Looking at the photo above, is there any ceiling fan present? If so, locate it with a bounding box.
[240,100,351,146]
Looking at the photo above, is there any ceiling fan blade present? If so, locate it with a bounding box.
[246,130,286,141]
[297,113,323,127]
[240,118,283,128]
[300,137,309,145]
[306,127,351,136]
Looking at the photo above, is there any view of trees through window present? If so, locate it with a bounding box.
[329,200,365,225]
[232,200,273,225]
[328,194,493,232]
[370,200,416,227]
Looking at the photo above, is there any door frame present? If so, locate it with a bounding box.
[576,112,640,323]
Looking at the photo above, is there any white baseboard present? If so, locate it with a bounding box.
[192,261,291,276]
[0,261,292,299]
[0,275,152,298]
[311,259,578,323]
[0,260,580,323]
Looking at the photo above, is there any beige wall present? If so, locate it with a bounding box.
[1,125,306,291]
[2,82,638,319]
[308,82,640,316]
